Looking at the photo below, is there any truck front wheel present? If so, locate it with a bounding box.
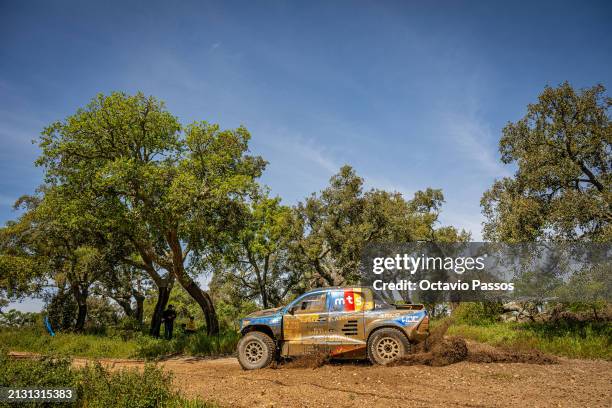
[367,328,410,365]
[237,331,276,370]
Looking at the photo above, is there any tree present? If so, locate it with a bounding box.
[0,309,39,328]
[482,82,611,242]
[292,166,469,287]
[46,285,77,331]
[92,262,150,326]
[555,262,610,319]
[0,199,49,314]
[0,251,42,314]
[2,190,119,331]
[37,92,266,335]
[214,192,302,308]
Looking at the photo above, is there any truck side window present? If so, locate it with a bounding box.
[294,293,326,314]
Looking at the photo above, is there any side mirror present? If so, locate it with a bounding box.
[287,306,296,315]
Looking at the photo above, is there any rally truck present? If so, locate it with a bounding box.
[236,287,429,369]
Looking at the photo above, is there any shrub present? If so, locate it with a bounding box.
[0,309,40,329]
[453,302,503,325]
[448,320,612,360]
[185,331,240,356]
[77,363,176,408]
[134,331,240,359]
[0,348,76,391]
[84,297,123,334]
[0,349,216,407]
[0,328,139,359]
[1,326,240,360]
[134,336,177,359]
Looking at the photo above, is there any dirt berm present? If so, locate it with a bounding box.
[396,336,558,367]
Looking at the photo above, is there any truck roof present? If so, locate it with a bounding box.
[303,286,372,294]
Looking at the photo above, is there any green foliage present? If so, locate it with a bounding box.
[213,296,259,331]
[0,203,49,309]
[184,331,240,356]
[0,327,239,360]
[482,82,611,242]
[293,166,469,287]
[213,192,301,308]
[76,364,176,408]
[135,331,239,359]
[34,91,269,334]
[117,316,144,334]
[142,285,219,332]
[47,289,78,331]
[1,187,125,332]
[132,336,177,359]
[77,296,124,335]
[0,309,40,328]
[453,302,504,325]
[0,349,76,390]
[0,328,139,359]
[448,320,612,360]
[554,263,611,317]
[92,263,150,326]
[0,349,216,408]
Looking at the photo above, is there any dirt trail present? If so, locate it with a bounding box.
[9,351,611,407]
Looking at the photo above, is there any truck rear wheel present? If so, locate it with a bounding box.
[367,328,410,365]
[237,331,276,370]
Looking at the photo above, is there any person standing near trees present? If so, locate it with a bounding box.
[162,305,177,340]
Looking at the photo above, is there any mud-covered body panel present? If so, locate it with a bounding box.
[240,308,283,339]
[239,287,429,358]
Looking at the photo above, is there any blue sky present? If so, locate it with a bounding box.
[1,1,611,310]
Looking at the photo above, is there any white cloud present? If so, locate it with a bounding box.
[259,127,341,175]
[290,139,340,174]
[440,111,510,178]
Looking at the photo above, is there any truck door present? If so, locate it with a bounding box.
[327,288,367,347]
[282,292,328,354]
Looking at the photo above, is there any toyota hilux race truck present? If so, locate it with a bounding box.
[237,287,429,369]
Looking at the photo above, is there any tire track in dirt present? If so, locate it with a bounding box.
[9,351,612,407]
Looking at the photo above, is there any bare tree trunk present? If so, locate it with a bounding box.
[127,243,175,336]
[150,284,172,337]
[75,303,87,331]
[174,269,219,335]
[261,290,269,309]
[71,285,88,332]
[167,229,219,335]
[113,296,134,318]
[134,291,145,326]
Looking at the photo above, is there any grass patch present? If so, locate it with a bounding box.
[134,331,240,359]
[0,348,217,407]
[0,328,139,359]
[0,328,240,360]
[448,320,611,360]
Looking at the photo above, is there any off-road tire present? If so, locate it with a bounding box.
[367,327,411,365]
[237,331,276,370]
